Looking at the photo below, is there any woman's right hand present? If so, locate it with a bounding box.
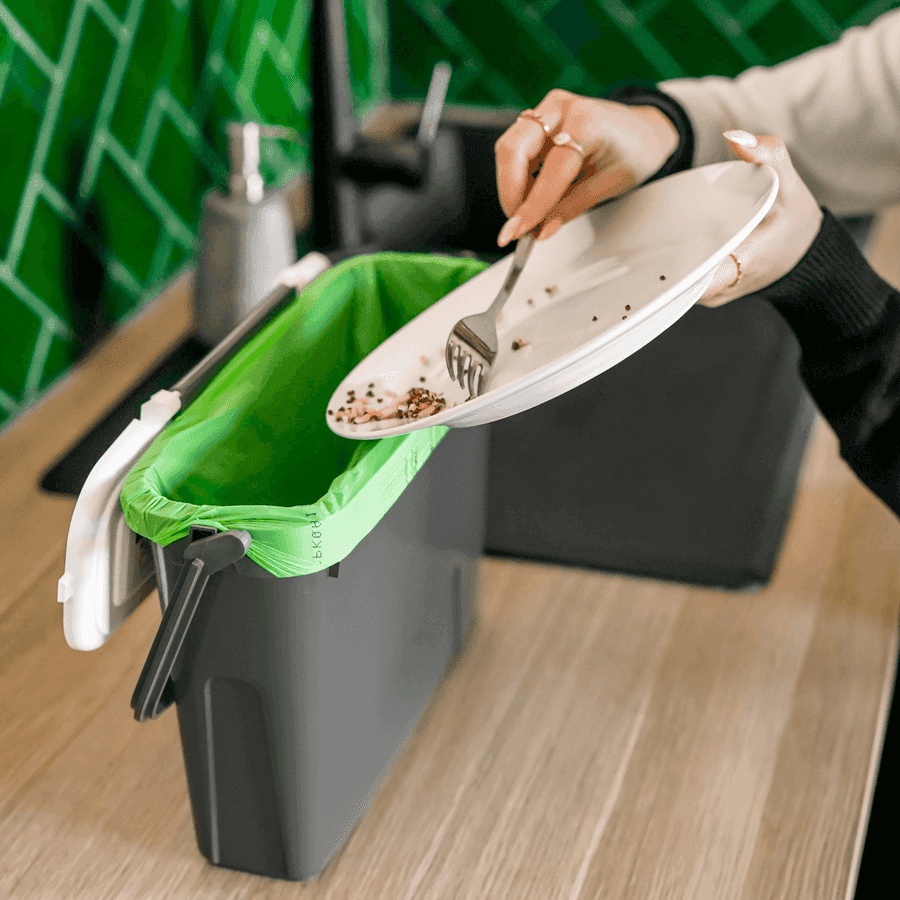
[494,89,680,246]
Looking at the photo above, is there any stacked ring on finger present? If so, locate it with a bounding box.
[551,131,587,162]
[727,253,743,288]
[517,109,555,137]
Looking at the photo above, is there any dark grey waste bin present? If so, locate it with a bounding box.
[485,298,815,589]
[136,424,487,881]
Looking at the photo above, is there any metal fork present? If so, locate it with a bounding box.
[445,231,536,398]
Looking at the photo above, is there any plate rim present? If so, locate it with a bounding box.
[327,160,780,440]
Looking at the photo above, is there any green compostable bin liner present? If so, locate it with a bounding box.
[120,253,487,577]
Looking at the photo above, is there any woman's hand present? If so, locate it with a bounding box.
[699,131,824,305]
[494,89,679,246]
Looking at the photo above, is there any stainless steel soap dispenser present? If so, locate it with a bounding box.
[194,122,299,346]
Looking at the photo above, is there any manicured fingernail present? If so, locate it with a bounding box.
[498,216,522,247]
[723,130,758,148]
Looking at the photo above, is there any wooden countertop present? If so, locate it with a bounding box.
[2,220,899,898]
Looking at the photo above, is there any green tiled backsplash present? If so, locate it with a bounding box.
[0,0,893,431]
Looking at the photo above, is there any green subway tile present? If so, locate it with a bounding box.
[814,0,865,23]
[101,278,141,322]
[103,0,130,18]
[388,0,465,98]
[545,0,664,86]
[148,117,205,225]
[201,82,240,168]
[748,2,834,59]
[44,11,116,207]
[4,0,76,64]
[454,76,509,106]
[109,0,186,152]
[445,0,565,101]
[0,284,42,401]
[169,16,205,111]
[347,0,389,109]
[17,196,70,320]
[252,52,300,124]
[38,331,80,392]
[646,2,749,76]
[92,157,161,284]
[0,26,50,109]
[269,0,297,40]
[0,44,49,257]
[167,240,189,273]
[687,0,746,14]
[221,0,256,74]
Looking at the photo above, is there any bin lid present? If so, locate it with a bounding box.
[58,390,182,651]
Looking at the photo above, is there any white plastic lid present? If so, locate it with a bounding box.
[59,389,181,650]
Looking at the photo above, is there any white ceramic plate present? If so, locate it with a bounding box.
[326,160,779,440]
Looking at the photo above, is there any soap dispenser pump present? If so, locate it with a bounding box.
[194,122,299,346]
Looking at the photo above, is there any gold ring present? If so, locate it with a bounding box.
[727,253,743,288]
[551,131,587,161]
[517,109,554,136]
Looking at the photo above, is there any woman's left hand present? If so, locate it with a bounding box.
[700,130,824,305]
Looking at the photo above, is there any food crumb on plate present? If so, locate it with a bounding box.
[335,386,447,425]
[625,304,631,310]
[545,285,558,296]
[511,339,530,351]
[592,316,598,322]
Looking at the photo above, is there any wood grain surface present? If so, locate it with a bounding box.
[1,223,898,899]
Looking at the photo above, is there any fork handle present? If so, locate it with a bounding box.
[487,231,536,318]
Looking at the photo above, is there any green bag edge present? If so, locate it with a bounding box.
[120,252,489,578]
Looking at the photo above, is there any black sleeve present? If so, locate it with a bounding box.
[754,209,900,516]
[603,81,694,182]
[604,84,900,515]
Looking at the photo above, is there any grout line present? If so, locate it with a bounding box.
[0,3,56,78]
[5,0,87,271]
[22,320,55,402]
[0,267,193,442]
[105,254,143,296]
[78,0,147,201]
[85,0,124,35]
[147,228,175,287]
[0,26,16,103]
[38,176,78,225]
[791,0,844,41]
[189,0,240,125]
[103,135,196,248]
[0,260,73,338]
[135,87,167,170]
[850,0,899,28]
[598,0,685,79]
[0,386,18,415]
[694,0,770,67]
[134,2,193,170]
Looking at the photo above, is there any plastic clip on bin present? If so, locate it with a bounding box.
[59,251,490,882]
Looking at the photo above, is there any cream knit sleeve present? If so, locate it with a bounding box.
[661,9,900,216]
